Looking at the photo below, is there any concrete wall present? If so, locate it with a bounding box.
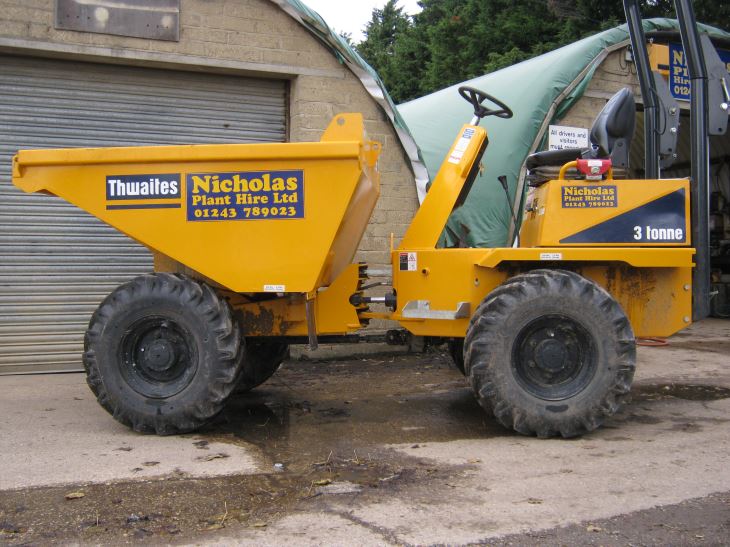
[542,45,649,179]
[0,0,419,273]
[553,47,641,132]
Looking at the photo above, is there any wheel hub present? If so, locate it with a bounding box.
[142,339,177,372]
[534,338,568,373]
[119,316,198,399]
[512,314,597,400]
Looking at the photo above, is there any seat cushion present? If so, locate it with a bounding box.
[525,147,587,170]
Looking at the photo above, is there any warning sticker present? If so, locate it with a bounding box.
[447,127,475,164]
[562,185,617,208]
[399,252,417,271]
[447,151,463,164]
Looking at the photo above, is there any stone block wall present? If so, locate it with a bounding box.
[0,0,419,277]
[555,47,641,132]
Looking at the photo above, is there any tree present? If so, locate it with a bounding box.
[358,0,728,104]
[339,31,354,46]
[387,26,431,103]
[693,0,730,28]
[357,1,412,94]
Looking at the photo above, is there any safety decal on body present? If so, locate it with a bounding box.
[399,252,417,271]
[448,128,476,164]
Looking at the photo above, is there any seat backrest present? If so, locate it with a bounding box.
[590,87,636,168]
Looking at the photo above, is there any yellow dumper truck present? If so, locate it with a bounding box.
[12,83,696,438]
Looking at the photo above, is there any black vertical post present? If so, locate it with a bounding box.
[674,0,711,321]
[623,0,659,179]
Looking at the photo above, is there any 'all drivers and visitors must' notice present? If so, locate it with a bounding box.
[548,125,589,151]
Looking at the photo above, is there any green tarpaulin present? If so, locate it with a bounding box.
[398,19,730,248]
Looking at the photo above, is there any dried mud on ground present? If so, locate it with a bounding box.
[0,351,484,544]
[486,491,730,546]
[2,321,730,545]
[0,449,450,544]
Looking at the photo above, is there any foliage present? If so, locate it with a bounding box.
[339,31,354,46]
[355,0,729,103]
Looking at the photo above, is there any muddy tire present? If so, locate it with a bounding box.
[83,273,242,435]
[464,269,636,438]
[236,339,289,393]
[447,339,465,375]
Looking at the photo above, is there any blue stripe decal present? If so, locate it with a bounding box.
[560,189,686,244]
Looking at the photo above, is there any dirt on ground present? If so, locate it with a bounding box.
[1,320,730,545]
[488,491,730,546]
[0,351,482,544]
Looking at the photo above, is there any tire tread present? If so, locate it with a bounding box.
[465,269,636,438]
[83,273,241,435]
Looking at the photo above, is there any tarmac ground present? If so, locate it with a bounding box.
[0,319,729,545]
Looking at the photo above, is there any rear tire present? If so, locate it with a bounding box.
[83,273,242,435]
[447,339,465,375]
[236,339,289,393]
[464,269,635,438]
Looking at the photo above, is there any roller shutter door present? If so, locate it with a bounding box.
[0,55,287,374]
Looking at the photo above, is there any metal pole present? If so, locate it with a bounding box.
[673,0,711,321]
[623,0,659,179]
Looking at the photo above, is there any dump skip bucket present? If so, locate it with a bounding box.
[13,114,380,294]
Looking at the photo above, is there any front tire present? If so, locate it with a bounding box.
[464,269,636,438]
[83,273,242,435]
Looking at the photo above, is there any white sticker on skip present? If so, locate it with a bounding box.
[264,284,286,292]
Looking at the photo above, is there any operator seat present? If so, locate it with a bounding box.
[526,87,636,185]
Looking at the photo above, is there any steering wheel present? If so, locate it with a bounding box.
[458,86,513,119]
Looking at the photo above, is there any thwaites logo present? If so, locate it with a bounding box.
[105,174,182,210]
[187,170,304,221]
